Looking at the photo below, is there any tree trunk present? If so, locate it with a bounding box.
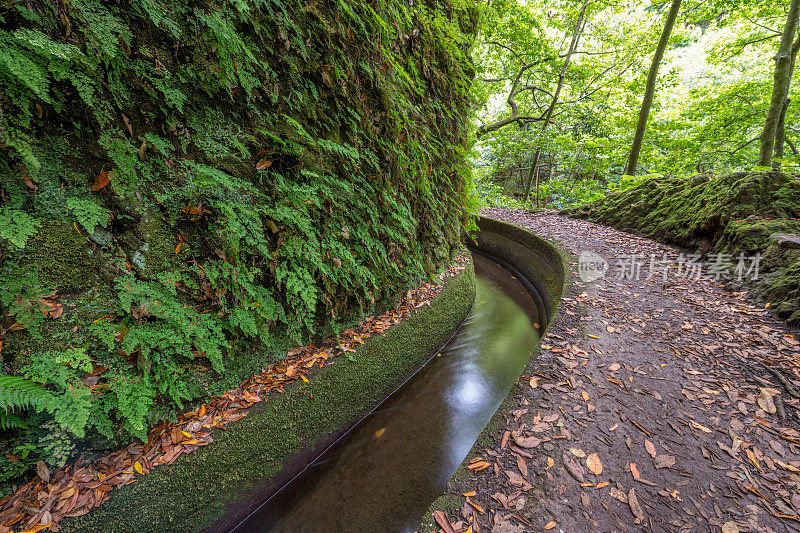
[773,34,800,166]
[522,0,589,201]
[759,0,800,166]
[774,97,790,165]
[624,0,682,176]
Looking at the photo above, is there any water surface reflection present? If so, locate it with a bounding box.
[234,254,541,532]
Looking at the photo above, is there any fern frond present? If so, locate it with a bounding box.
[0,410,28,430]
[0,375,52,412]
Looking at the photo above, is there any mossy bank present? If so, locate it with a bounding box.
[0,0,479,489]
[571,171,800,326]
[61,261,475,533]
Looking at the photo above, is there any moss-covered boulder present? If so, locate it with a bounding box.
[571,172,800,321]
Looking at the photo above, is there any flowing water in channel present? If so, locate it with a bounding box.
[231,254,542,532]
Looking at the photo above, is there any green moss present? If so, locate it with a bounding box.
[0,0,480,493]
[61,262,476,533]
[28,224,96,294]
[134,210,179,278]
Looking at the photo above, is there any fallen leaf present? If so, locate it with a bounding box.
[758,388,777,414]
[433,510,455,533]
[545,521,556,530]
[255,159,273,170]
[721,521,738,533]
[92,171,111,191]
[609,486,628,503]
[513,434,541,448]
[134,461,143,475]
[689,420,712,433]
[628,487,645,524]
[516,455,528,479]
[654,455,676,469]
[570,448,586,458]
[630,463,640,479]
[587,453,603,476]
[644,439,657,458]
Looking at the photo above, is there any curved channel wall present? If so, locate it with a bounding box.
[62,262,476,533]
[421,216,568,532]
[61,216,565,533]
[466,216,566,322]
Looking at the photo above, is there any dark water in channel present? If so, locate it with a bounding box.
[232,254,542,533]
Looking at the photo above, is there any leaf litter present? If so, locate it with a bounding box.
[428,210,800,533]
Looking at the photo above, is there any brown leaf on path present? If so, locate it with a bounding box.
[581,491,592,510]
[505,469,527,487]
[587,453,603,476]
[563,458,585,483]
[609,487,628,503]
[545,520,557,530]
[770,440,786,457]
[628,488,645,524]
[644,439,657,458]
[516,455,528,479]
[630,463,640,479]
[432,510,455,533]
[465,496,485,514]
[758,388,777,414]
[512,434,541,449]
[689,420,712,433]
[492,492,510,509]
[654,455,676,469]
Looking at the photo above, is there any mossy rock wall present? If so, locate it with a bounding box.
[571,171,800,325]
[61,262,476,533]
[0,0,478,489]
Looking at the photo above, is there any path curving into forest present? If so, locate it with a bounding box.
[435,208,800,533]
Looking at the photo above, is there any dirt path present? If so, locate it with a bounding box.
[440,209,800,533]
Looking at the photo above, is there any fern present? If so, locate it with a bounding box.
[66,197,110,234]
[0,208,41,247]
[0,375,54,414]
[0,411,27,430]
